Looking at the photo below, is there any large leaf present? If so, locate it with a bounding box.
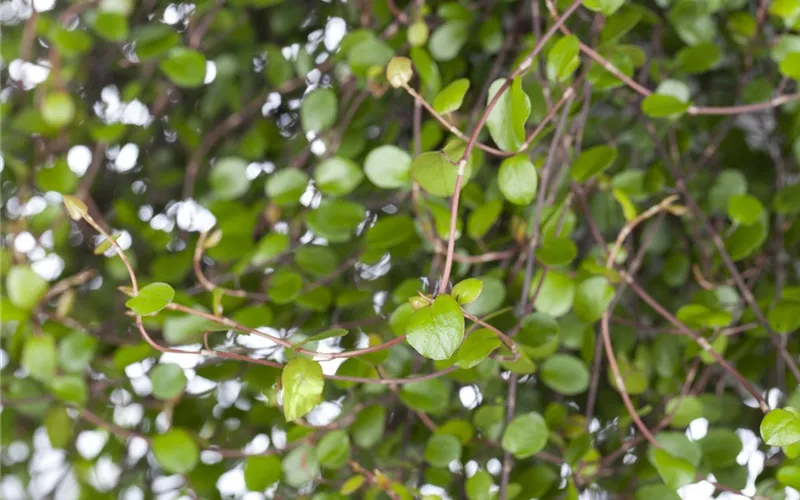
[406,295,465,360]
[282,358,325,421]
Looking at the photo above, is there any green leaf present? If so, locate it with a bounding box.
[340,475,366,495]
[453,328,501,369]
[583,0,626,16]
[265,44,294,85]
[267,269,303,304]
[314,157,363,196]
[501,412,549,458]
[364,145,412,189]
[281,358,324,421]
[774,183,800,214]
[400,378,450,414]
[91,11,129,41]
[537,236,578,267]
[498,154,538,205]
[411,141,473,197]
[532,270,575,318]
[571,145,618,182]
[317,430,351,469]
[433,79,470,114]
[351,405,386,448]
[777,464,800,490]
[517,312,560,359]
[159,47,207,88]
[724,219,768,261]
[429,21,469,61]
[305,199,366,242]
[209,157,250,200]
[125,282,175,315]
[304,328,348,344]
[641,94,691,118]
[63,195,89,220]
[466,470,494,500]
[727,194,763,225]
[467,200,503,239]
[386,56,414,88]
[451,278,483,305]
[768,300,800,333]
[365,215,416,250]
[540,354,590,395]
[406,294,465,360]
[761,409,800,446]
[652,449,695,490]
[149,363,187,400]
[41,92,76,128]
[244,455,281,491]
[675,304,731,329]
[573,277,614,323]
[676,42,722,74]
[134,25,180,59]
[51,375,87,405]
[486,78,531,152]
[7,265,48,310]
[651,432,702,468]
[58,331,97,373]
[699,429,742,468]
[23,335,57,382]
[547,35,580,82]
[665,396,704,428]
[266,169,309,206]
[779,52,800,80]
[301,88,338,133]
[282,445,319,488]
[45,407,73,449]
[152,429,200,474]
[424,434,462,467]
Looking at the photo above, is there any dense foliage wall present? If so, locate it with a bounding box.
[3,0,800,498]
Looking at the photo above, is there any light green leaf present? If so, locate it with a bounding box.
[537,236,578,267]
[424,434,462,467]
[676,42,722,73]
[727,194,763,225]
[433,79,470,114]
[411,141,473,197]
[23,335,57,382]
[59,331,97,373]
[91,11,129,41]
[453,328,501,369]
[317,430,351,469]
[583,0,626,16]
[267,269,303,304]
[498,154,538,205]
[282,445,319,488]
[769,300,800,334]
[245,455,281,491]
[210,157,250,200]
[779,52,800,80]
[365,215,416,251]
[547,35,580,82]
[532,270,575,318]
[125,282,175,315]
[540,354,590,395]
[406,295,464,360]
[571,145,618,182]
[429,21,469,61]
[517,312,560,359]
[652,449,695,490]
[159,47,207,88]
[301,88,338,133]
[266,169,309,206]
[281,358,324,421]
[7,265,48,310]
[486,78,531,152]
[51,375,87,405]
[149,363,187,400]
[467,200,503,239]
[641,94,691,118]
[761,409,800,446]
[501,412,549,458]
[351,405,386,448]
[41,92,76,128]
[573,277,614,323]
[364,145,412,189]
[451,278,483,305]
[153,429,199,474]
[314,156,364,196]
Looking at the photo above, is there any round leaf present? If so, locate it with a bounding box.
[125,282,175,315]
[406,294,465,360]
[152,429,199,474]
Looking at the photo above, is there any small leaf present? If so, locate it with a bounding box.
[41,91,76,128]
[540,354,590,395]
[51,375,88,405]
[571,145,618,182]
[281,358,324,421]
[265,169,309,206]
[676,42,722,74]
[779,52,800,80]
[152,429,200,474]
[125,282,175,315]
[59,331,97,373]
[364,145,412,189]
[411,141,473,197]
[486,78,531,152]
[652,449,695,490]
[244,455,281,491]
[209,157,250,200]
[573,276,614,323]
[63,195,89,220]
[453,328,501,369]
[301,88,338,133]
[727,194,763,225]
[386,56,413,87]
[406,294,465,360]
[498,154,538,205]
[340,475,366,495]
[7,265,48,310]
[583,0,626,16]
[303,328,349,344]
[159,47,207,88]
[761,409,800,446]
[501,412,549,458]
[317,430,351,469]
[429,21,469,61]
[314,156,363,196]
[768,300,800,334]
[433,78,470,114]
[547,35,580,82]
[451,278,484,305]
[91,11,129,41]
[23,335,57,382]
[537,236,578,266]
[149,363,187,400]
[641,94,690,118]
[424,434,462,467]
